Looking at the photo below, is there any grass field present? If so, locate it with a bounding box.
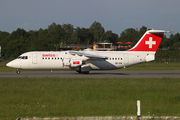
[0,77,180,119]
[120,62,180,70]
[1,61,180,119]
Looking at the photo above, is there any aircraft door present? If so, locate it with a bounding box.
[20,57,22,68]
[32,54,37,64]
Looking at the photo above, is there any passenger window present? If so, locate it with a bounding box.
[112,58,114,60]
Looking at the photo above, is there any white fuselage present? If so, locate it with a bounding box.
[7,51,151,70]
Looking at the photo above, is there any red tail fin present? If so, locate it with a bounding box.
[128,30,169,52]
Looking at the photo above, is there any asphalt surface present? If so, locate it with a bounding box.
[0,70,180,78]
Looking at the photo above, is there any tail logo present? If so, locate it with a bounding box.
[145,37,156,48]
[128,30,168,52]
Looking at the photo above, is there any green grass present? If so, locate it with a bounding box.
[0,77,180,119]
[121,62,180,70]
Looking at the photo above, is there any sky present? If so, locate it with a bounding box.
[1,0,180,36]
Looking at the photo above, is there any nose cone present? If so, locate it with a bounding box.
[6,61,14,68]
[6,60,20,68]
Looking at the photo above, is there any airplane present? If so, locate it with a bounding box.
[6,29,169,74]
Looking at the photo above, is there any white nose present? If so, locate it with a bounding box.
[6,60,20,68]
[6,62,13,67]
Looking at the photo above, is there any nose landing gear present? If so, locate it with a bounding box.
[16,69,21,74]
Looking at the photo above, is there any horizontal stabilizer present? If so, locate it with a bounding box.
[147,30,170,34]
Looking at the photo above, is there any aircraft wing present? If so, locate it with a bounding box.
[69,51,108,59]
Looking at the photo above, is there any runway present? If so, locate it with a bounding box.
[0,70,180,78]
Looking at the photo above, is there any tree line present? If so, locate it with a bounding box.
[0,21,180,59]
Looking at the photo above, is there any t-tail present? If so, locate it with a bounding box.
[128,30,169,62]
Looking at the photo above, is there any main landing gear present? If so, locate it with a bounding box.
[76,70,90,74]
[76,66,90,74]
[83,71,90,74]
[16,69,21,74]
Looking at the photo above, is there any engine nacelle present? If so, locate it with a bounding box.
[70,60,82,67]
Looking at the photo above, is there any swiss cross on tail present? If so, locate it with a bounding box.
[128,30,169,52]
[145,37,156,48]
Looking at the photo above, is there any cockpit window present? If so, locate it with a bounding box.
[17,56,28,59]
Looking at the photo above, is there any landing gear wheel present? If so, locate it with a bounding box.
[76,66,82,74]
[76,71,89,74]
[76,70,82,74]
[83,71,89,74]
[16,69,20,74]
